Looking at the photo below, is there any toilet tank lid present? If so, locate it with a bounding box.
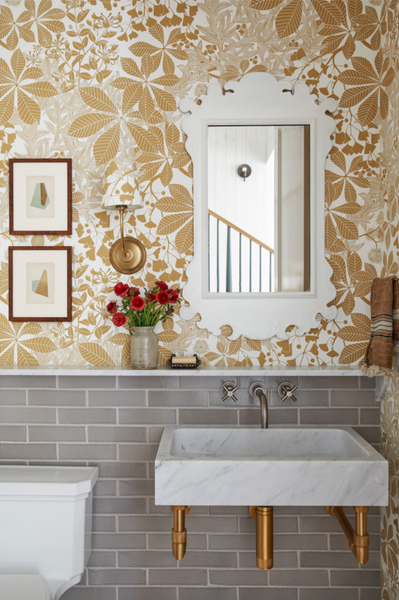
[0,466,98,497]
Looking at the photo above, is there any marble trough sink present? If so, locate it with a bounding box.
[155,427,388,507]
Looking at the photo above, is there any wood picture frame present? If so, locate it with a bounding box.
[9,158,72,235]
[9,246,72,322]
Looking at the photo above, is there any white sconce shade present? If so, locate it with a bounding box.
[101,160,143,211]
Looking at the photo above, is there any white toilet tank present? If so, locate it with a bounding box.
[0,465,98,600]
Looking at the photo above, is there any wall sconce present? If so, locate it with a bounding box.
[237,164,252,181]
[102,161,147,275]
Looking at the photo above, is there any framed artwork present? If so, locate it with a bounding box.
[9,247,72,322]
[9,158,72,235]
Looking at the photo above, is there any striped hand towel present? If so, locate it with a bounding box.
[362,277,399,377]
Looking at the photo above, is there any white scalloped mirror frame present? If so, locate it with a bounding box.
[179,72,337,340]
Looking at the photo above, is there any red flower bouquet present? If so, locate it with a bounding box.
[108,281,181,331]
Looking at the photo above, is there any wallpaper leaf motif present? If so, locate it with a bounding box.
[0,48,57,125]
[23,82,60,97]
[116,52,177,114]
[27,0,65,47]
[109,333,130,345]
[94,122,120,166]
[0,95,14,127]
[0,5,34,50]
[275,0,303,38]
[0,0,397,375]
[157,213,191,236]
[311,0,342,25]
[379,3,399,588]
[68,114,116,138]
[250,0,284,9]
[80,87,118,114]
[23,337,58,353]
[381,374,399,599]
[126,123,159,153]
[155,196,191,213]
[11,48,26,79]
[79,342,115,366]
[17,89,40,124]
[0,314,50,365]
[17,344,39,366]
[338,51,395,125]
[68,86,135,164]
[21,323,43,336]
[129,26,188,64]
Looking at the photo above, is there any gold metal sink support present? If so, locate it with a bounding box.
[171,505,190,560]
[168,504,368,568]
[326,506,369,564]
[249,506,274,570]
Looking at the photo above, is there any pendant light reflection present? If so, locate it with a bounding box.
[237,164,252,182]
[102,160,147,275]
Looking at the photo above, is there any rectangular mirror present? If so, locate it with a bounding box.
[207,125,310,294]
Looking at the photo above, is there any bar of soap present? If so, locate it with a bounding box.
[171,356,197,365]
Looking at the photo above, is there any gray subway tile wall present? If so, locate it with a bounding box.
[0,374,380,600]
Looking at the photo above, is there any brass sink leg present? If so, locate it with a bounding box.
[249,506,273,570]
[326,506,369,565]
[353,506,369,565]
[171,505,190,560]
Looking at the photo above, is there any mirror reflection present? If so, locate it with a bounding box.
[207,125,310,294]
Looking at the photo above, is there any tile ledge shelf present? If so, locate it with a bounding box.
[0,365,368,376]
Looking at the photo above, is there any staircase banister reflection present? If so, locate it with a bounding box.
[208,209,274,255]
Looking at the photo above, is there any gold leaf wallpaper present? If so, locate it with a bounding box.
[0,0,397,368]
[381,377,399,599]
[379,0,399,593]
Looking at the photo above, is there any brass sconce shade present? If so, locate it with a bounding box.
[102,160,146,275]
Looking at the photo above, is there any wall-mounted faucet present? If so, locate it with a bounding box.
[220,380,298,429]
[249,382,268,429]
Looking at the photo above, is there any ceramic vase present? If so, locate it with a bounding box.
[130,326,158,369]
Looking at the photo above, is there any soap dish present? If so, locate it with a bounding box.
[167,354,201,369]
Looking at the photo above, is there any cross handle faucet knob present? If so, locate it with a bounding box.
[277,382,298,403]
[221,381,239,403]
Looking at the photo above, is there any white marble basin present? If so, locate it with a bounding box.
[155,427,388,507]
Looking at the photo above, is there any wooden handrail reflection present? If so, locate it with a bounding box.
[208,209,274,254]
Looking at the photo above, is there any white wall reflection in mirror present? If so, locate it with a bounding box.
[179,72,337,339]
[207,125,310,294]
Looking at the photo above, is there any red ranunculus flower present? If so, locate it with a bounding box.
[112,312,127,327]
[155,280,169,291]
[106,301,118,314]
[169,290,179,304]
[156,290,169,305]
[108,282,179,329]
[131,296,145,311]
[114,282,130,297]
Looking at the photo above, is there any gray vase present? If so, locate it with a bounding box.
[130,326,159,369]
